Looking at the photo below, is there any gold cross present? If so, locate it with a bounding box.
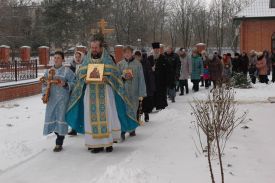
[91,19,114,36]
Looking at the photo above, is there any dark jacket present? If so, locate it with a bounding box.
[208,55,223,81]
[232,57,241,73]
[240,54,249,74]
[271,53,275,66]
[164,52,181,88]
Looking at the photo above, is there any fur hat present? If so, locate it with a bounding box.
[257,52,264,60]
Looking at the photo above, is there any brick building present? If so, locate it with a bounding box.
[234,0,275,53]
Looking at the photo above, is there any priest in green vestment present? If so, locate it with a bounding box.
[66,39,139,153]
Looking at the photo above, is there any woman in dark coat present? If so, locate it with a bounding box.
[240,52,249,75]
[232,53,241,73]
[271,49,275,82]
[134,50,156,122]
[208,54,223,88]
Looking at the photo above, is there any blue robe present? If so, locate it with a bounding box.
[118,59,147,118]
[42,66,76,136]
[65,49,139,134]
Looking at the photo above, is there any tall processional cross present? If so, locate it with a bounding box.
[91,19,114,36]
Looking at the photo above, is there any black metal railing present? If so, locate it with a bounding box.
[0,60,38,82]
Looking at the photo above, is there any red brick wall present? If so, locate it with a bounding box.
[0,82,41,102]
[240,19,275,53]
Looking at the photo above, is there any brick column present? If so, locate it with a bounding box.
[38,46,50,66]
[115,45,124,63]
[20,46,31,62]
[0,45,10,63]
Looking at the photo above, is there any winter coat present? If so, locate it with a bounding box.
[256,58,268,76]
[179,55,191,80]
[249,55,257,67]
[240,55,249,74]
[203,66,209,80]
[222,58,232,79]
[208,55,223,81]
[232,57,241,73]
[271,53,275,66]
[190,55,204,80]
[164,52,181,88]
[202,57,210,80]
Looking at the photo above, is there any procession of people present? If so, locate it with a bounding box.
[41,36,275,153]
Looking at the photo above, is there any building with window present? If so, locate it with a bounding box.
[234,0,275,52]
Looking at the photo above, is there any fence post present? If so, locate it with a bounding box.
[35,59,38,78]
[15,60,17,81]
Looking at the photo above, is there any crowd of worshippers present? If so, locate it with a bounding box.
[41,39,275,153]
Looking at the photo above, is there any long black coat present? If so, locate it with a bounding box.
[141,54,156,97]
[164,52,181,88]
[232,57,241,73]
[148,54,169,110]
[240,55,249,75]
[140,54,156,113]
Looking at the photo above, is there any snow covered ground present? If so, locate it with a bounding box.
[0,81,275,183]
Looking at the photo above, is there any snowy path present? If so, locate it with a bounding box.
[0,83,275,183]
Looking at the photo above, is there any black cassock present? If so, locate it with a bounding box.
[140,54,156,113]
[148,54,169,110]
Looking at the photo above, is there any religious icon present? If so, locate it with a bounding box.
[90,68,100,79]
[86,64,105,82]
[123,69,133,80]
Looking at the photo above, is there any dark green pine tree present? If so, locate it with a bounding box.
[41,0,78,48]
[231,72,252,89]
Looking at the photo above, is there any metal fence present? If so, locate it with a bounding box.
[0,60,38,82]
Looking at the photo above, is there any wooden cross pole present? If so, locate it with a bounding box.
[40,69,61,104]
[91,19,114,37]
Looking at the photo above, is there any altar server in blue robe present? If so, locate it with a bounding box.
[42,51,76,152]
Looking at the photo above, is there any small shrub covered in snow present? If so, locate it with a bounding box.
[231,73,252,89]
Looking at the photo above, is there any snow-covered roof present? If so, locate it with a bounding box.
[235,0,275,19]
[0,45,10,48]
[38,46,49,49]
[76,45,86,48]
[20,46,31,49]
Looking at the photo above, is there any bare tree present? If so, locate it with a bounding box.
[1,0,255,52]
[0,0,35,59]
[191,86,248,183]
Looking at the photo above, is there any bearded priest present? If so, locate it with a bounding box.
[66,38,139,153]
